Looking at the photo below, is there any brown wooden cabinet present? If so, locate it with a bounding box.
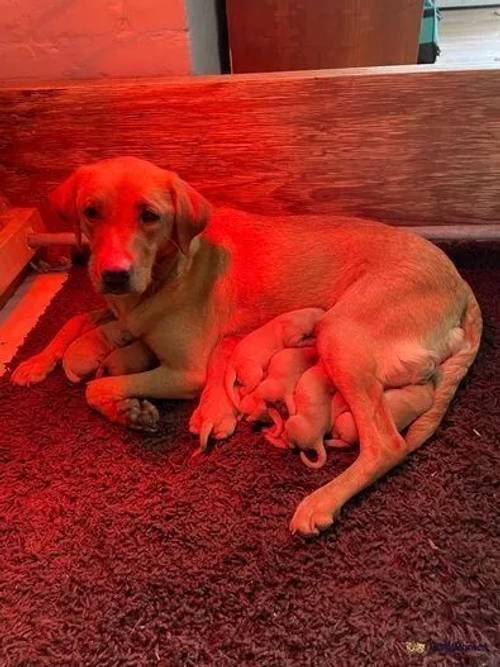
[226,0,423,73]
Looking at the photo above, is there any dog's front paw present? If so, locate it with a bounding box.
[117,398,159,432]
[189,390,239,451]
[289,491,338,537]
[11,353,57,386]
[86,377,158,431]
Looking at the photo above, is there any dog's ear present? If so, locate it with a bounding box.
[169,175,212,254]
[49,168,85,246]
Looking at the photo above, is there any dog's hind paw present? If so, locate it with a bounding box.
[199,415,238,450]
[289,492,339,537]
[190,411,238,451]
[189,393,238,451]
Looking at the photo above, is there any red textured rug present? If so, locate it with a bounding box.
[1,245,498,666]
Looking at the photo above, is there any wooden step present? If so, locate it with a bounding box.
[0,207,46,306]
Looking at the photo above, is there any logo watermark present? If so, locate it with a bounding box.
[405,639,490,656]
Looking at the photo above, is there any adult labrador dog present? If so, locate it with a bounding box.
[12,157,482,536]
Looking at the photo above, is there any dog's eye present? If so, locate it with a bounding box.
[140,209,161,224]
[83,206,99,220]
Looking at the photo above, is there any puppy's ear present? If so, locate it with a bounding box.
[169,175,212,254]
[49,169,84,246]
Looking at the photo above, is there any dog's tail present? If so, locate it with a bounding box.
[299,440,328,470]
[266,407,285,437]
[405,287,482,451]
[224,367,240,408]
[264,408,288,449]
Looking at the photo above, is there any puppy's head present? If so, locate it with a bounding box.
[50,156,211,295]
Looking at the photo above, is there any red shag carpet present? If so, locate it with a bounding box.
[0,245,498,666]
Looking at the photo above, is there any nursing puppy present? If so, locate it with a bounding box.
[239,346,318,423]
[12,157,482,536]
[225,308,323,406]
[253,358,436,468]
[283,367,436,470]
[330,382,435,448]
[282,362,335,469]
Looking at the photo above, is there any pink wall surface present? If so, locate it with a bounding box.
[0,0,192,81]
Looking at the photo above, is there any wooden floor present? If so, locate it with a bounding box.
[438,7,500,65]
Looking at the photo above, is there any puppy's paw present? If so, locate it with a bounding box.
[289,492,338,537]
[189,390,239,451]
[11,353,56,386]
[325,437,352,449]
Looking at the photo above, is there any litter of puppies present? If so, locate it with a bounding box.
[194,308,441,470]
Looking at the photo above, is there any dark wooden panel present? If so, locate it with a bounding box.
[226,0,423,73]
[0,66,499,230]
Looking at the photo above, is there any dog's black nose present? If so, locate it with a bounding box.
[102,269,130,293]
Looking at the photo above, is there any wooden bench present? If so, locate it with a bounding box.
[0,64,499,251]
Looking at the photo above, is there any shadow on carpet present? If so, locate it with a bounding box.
[0,246,498,666]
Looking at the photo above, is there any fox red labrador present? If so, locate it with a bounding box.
[12,157,482,536]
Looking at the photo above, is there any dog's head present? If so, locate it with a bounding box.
[50,156,211,295]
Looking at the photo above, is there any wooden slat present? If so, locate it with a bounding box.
[26,223,500,250]
[399,224,500,241]
[15,224,500,255]
[226,0,423,73]
[0,66,499,231]
[26,232,82,248]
